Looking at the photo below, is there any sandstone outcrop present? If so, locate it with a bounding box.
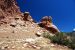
[0,0,21,15]
[38,16,60,33]
[0,0,22,25]
[22,12,34,22]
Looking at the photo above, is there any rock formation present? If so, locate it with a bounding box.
[0,0,34,25]
[23,12,34,22]
[38,16,60,33]
[0,0,71,50]
[0,0,21,15]
[0,0,22,25]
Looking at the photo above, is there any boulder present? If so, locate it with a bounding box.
[38,16,60,34]
[23,12,34,22]
[36,31,42,37]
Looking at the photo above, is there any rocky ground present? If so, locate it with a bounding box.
[0,37,71,50]
[0,21,71,50]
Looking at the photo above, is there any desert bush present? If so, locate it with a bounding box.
[43,32,75,49]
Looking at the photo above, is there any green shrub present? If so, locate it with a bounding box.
[43,32,75,49]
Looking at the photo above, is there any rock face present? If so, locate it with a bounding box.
[0,0,21,25]
[0,0,21,15]
[38,16,60,33]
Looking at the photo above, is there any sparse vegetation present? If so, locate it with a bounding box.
[43,32,75,49]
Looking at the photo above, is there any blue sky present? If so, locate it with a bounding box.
[16,0,75,32]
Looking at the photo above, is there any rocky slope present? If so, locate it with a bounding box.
[0,0,72,50]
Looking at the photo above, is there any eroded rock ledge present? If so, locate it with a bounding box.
[38,16,60,34]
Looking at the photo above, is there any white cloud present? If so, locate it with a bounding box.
[73,28,75,31]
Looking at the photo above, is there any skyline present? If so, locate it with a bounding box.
[17,0,75,32]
